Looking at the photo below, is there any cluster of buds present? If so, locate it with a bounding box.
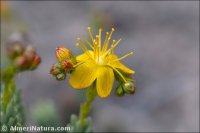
[115,76,136,96]
[50,46,76,80]
[6,41,41,71]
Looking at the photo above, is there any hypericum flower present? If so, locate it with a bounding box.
[69,27,135,98]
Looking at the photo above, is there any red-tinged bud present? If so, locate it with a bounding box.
[55,46,76,63]
[14,56,28,70]
[30,54,41,70]
[50,63,66,81]
[61,60,74,72]
[24,50,36,63]
[50,64,60,76]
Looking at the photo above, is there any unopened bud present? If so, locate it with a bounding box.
[50,64,61,76]
[123,81,135,94]
[50,63,66,81]
[61,60,74,72]
[115,84,124,96]
[55,46,76,63]
[56,73,66,81]
[30,54,41,70]
[14,56,28,70]
[24,50,36,63]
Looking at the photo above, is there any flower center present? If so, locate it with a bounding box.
[95,55,106,65]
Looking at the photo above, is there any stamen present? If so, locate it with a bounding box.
[88,27,95,43]
[94,41,98,59]
[110,65,127,83]
[73,60,86,68]
[82,36,94,50]
[77,38,89,51]
[96,35,99,45]
[96,35,101,55]
[110,40,116,54]
[97,45,100,62]
[99,28,102,50]
[76,43,85,52]
[111,40,116,45]
[102,32,109,52]
[103,38,122,56]
[76,43,92,58]
[111,52,133,62]
[105,28,115,49]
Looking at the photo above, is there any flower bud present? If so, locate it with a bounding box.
[61,60,74,72]
[55,46,76,63]
[56,73,66,81]
[123,80,135,94]
[50,64,61,76]
[50,63,66,81]
[30,54,41,70]
[24,50,36,63]
[115,84,124,96]
[14,55,28,70]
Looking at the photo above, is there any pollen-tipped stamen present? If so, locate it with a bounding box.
[83,36,94,50]
[102,32,109,52]
[77,38,93,58]
[111,40,116,54]
[99,28,102,50]
[102,28,115,52]
[93,41,98,59]
[103,38,122,56]
[76,43,92,59]
[88,27,95,43]
[111,52,133,62]
[110,66,127,83]
[97,45,100,62]
[77,38,88,51]
[96,35,101,54]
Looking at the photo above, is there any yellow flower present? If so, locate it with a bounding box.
[69,27,135,98]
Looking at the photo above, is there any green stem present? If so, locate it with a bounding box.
[79,84,97,126]
[1,64,17,112]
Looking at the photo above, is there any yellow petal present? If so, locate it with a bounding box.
[96,66,114,98]
[76,50,94,62]
[108,54,135,74]
[69,60,97,89]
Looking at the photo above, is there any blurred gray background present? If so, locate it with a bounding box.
[1,1,199,132]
